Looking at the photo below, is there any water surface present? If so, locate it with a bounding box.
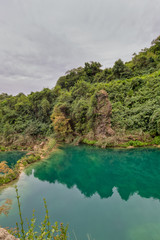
[0,151,26,168]
[0,145,160,240]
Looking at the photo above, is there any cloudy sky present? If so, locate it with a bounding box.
[0,0,160,95]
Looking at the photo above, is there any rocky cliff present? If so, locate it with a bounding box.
[94,90,114,139]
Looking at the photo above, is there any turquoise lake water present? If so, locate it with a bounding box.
[0,151,26,168]
[0,145,160,240]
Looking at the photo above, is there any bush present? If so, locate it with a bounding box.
[0,146,6,151]
[121,140,149,148]
[20,154,41,165]
[82,138,97,145]
[151,136,160,145]
[0,161,18,185]
[47,138,56,151]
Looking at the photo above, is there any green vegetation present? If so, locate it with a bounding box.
[119,136,160,148]
[0,161,19,185]
[0,153,41,186]
[82,139,97,145]
[0,35,160,148]
[0,88,56,147]
[11,186,68,239]
[46,138,57,152]
[51,36,160,143]
[18,154,41,166]
[0,146,6,151]
[1,36,160,239]
[120,140,150,148]
[151,136,160,145]
[0,137,57,186]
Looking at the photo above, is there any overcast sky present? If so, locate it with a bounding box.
[0,0,160,95]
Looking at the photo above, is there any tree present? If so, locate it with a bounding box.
[113,59,132,78]
[151,35,160,53]
[51,106,72,140]
[84,62,102,79]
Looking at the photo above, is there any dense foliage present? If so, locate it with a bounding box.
[0,36,160,146]
[52,36,160,140]
[0,88,57,146]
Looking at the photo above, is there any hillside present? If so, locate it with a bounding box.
[0,36,160,148]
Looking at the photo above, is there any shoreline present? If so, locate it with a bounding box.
[0,136,160,188]
[0,138,59,188]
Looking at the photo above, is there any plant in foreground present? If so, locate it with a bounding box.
[14,185,68,239]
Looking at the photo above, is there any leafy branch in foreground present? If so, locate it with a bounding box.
[14,185,68,239]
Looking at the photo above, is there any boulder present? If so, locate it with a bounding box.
[0,228,19,240]
[40,142,45,148]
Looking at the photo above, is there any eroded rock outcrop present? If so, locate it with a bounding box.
[94,90,114,139]
[0,228,19,240]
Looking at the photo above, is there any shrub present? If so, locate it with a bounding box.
[151,136,160,145]
[0,146,6,151]
[121,140,149,148]
[0,161,18,185]
[13,186,68,239]
[47,138,56,151]
[19,154,41,165]
[82,138,97,145]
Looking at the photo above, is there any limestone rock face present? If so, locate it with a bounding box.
[0,228,19,240]
[94,90,114,139]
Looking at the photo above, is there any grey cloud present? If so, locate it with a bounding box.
[0,0,160,95]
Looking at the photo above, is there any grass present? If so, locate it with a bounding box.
[151,136,160,145]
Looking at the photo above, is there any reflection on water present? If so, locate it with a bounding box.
[0,199,12,216]
[26,145,160,201]
[1,145,160,240]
